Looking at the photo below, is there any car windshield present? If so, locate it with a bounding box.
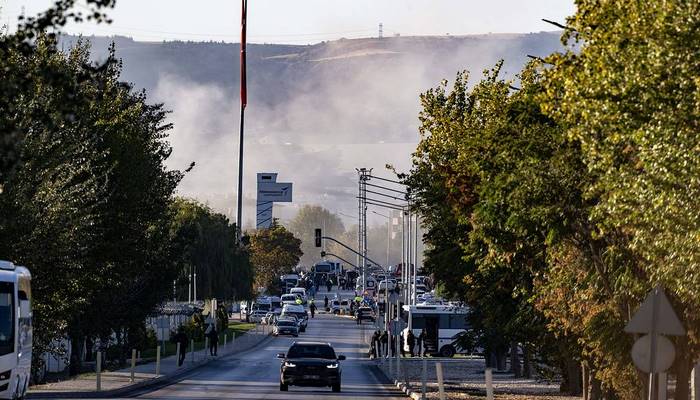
[287,344,337,359]
[0,282,14,356]
[277,321,295,327]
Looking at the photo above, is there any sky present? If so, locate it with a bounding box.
[2,0,575,44]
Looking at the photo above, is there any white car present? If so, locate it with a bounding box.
[249,310,268,323]
[414,284,428,295]
[331,299,351,314]
[289,287,307,304]
[281,293,301,305]
[378,279,397,291]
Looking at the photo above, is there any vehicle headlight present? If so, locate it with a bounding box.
[326,363,339,369]
[284,361,296,368]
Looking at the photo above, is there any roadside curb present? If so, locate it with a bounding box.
[27,334,275,399]
[373,361,423,400]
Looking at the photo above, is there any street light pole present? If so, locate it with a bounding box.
[236,0,248,241]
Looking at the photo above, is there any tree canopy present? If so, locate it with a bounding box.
[249,222,303,294]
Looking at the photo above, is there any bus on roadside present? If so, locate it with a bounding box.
[401,304,469,358]
[0,261,32,400]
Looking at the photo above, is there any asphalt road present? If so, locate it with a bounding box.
[132,293,403,399]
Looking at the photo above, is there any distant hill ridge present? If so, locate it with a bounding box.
[61,32,563,98]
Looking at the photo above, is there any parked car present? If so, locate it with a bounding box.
[263,311,280,325]
[281,293,301,306]
[289,287,308,304]
[249,310,268,323]
[331,299,351,314]
[378,279,397,291]
[273,319,299,337]
[281,304,308,332]
[278,341,346,392]
[355,306,375,323]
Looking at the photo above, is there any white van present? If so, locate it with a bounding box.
[289,287,307,304]
[281,294,300,305]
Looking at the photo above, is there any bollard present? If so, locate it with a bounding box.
[486,367,494,400]
[96,351,102,392]
[137,351,141,362]
[130,349,137,382]
[436,362,445,400]
[232,333,236,349]
[658,372,667,400]
[396,336,401,381]
[175,343,181,369]
[421,357,427,400]
[191,339,195,363]
[156,345,161,376]
[224,334,227,348]
[693,363,700,400]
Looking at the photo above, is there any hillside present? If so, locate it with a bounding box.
[61,33,565,225]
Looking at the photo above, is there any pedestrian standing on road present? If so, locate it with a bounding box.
[326,279,333,293]
[324,295,329,310]
[356,308,361,325]
[407,330,416,357]
[389,334,396,357]
[174,327,188,366]
[399,331,406,357]
[372,330,382,358]
[309,300,316,318]
[381,330,389,357]
[418,328,426,357]
[208,325,219,356]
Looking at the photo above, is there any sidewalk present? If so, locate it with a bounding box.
[28,325,273,398]
[375,356,576,400]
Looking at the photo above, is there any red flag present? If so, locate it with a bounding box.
[240,0,247,108]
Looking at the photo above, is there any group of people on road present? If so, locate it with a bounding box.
[172,323,221,367]
[370,329,427,358]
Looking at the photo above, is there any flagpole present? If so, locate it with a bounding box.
[236,0,247,241]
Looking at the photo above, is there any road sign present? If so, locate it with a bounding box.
[258,182,293,202]
[624,286,685,336]
[631,334,675,373]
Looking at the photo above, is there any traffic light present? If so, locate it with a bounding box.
[320,250,326,258]
[315,228,322,247]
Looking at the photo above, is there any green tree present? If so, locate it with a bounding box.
[170,198,254,301]
[539,1,700,398]
[249,221,303,294]
[286,205,345,267]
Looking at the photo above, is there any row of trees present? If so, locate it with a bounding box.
[0,4,256,376]
[405,1,700,399]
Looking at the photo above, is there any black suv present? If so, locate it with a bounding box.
[278,342,346,392]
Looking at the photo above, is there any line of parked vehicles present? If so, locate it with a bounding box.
[240,285,312,338]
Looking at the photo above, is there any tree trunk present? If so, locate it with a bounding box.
[675,336,692,400]
[69,335,84,376]
[562,358,582,395]
[523,345,533,378]
[590,375,602,400]
[511,341,522,377]
[497,347,507,371]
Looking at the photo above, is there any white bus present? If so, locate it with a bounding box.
[0,261,32,400]
[401,304,469,357]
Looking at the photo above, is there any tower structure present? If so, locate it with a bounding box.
[379,23,383,39]
[357,168,372,291]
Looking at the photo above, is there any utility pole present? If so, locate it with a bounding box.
[379,23,383,39]
[357,168,371,292]
[193,266,198,302]
[236,0,248,242]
